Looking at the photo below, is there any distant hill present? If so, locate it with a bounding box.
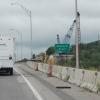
[69,41,100,70]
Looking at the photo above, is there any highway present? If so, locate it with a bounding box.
[15,63,74,100]
[0,70,37,100]
[0,62,100,100]
[0,63,74,100]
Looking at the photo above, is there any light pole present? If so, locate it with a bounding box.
[11,2,33,59]
[75,0,79,68]
[10,29,23,60]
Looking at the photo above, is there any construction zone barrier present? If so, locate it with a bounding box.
[26,61,100,93]
[43,64,48,73]
[26,61,38,71]
[52,65,63,79]
[34,62,38,71]
[47,55,55,77]
[62,67,70,82]
[80,70,98,92]
[47,64,52,77]
[72,69,84,86]
[38,63,48,73]
[97,72,100,92]
[38,63,43,72]
[68,68,75,84]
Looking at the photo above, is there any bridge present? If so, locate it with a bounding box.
[0,0,100,100]
[0,61,100,100]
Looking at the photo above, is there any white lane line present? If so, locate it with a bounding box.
[14,68,44,100]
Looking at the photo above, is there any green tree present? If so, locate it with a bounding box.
[46,46,55,56]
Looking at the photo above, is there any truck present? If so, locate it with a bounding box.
[0,36,15,75]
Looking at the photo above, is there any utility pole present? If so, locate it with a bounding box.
[75,0,80,68]
[98,33,100,43]
[29,11,33,59]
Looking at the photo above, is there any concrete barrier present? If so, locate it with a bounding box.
[26,61,33,67]
[97,72,100,92]
[80,70,98,92]
[43,64,48,73]
[38,63,43,71]
[38,63,48,73]
[72,69,84,86]
[26,61,38,70]
[26,61,100,93]
[68,68,76,84]
[61,67,69,81]
[52,65,63,79]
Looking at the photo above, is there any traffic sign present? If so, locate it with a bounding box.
[55,44,70,54]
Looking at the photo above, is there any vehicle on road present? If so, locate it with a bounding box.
[0,36,15,75]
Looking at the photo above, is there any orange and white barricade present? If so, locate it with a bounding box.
[47,55,55,77]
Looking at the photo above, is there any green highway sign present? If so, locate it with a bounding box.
[55,44,70,54]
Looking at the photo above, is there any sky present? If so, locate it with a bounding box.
[0,0,100,59]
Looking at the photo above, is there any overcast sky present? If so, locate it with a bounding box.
[0,0,100,58]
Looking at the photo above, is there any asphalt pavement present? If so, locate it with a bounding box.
[15,63,75,100]
[0,71,37,100]
[17,62,100,100]
[0,62,99,100]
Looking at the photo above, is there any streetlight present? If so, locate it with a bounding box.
[10,29,23,60]
[75,0,80,68]
[11,2,33,59]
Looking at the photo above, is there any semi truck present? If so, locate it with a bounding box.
[0,36,15,75]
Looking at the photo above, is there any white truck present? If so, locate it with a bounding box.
[0,36,15,75]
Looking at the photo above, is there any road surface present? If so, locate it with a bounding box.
[0,63,74,100]
[0,71,37,100]
[15,63,75,100]
[17,62,100,100]
[0,62,100,100]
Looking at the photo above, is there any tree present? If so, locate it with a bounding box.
[46,46,55,56]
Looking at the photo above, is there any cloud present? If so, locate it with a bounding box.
[0,0,100,58]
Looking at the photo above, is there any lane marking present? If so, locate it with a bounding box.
[17,76,25,83]
[14,68,44,100]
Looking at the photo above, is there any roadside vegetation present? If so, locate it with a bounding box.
[78,41,100,70]
[65,41,100,70]
[36,41,100,71]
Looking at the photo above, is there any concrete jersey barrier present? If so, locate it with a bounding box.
[26,61,100,93]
